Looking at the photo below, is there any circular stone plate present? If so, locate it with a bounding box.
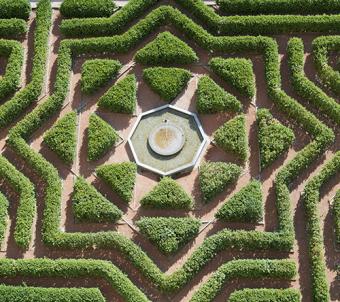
[148,122,185,156]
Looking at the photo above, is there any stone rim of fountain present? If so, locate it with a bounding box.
[128,104,208,176]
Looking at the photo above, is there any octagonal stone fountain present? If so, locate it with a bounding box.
[128,105,207,176]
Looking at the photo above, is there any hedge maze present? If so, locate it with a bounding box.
[0,0,339,301]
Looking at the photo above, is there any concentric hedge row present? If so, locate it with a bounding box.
[303,151,340,302]
[0,39,23,101]
[5,2,334,295]
[0,0,51,129]
[60,0,340,37]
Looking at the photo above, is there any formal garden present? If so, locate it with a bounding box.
[0,0,339,301]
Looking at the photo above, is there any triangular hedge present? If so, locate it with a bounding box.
[143,67,191,102]
[72,177,122,223]
[196,75,242,113]
[199,161,242,202]
[137,217,200,254]
[98,74,136,114]
[135,31,198,65]
[140,177,193,209]
[81,59,122,94]
[43,111,77,164]
[87,114,119,161]
[257,108,295,169]
[213,114,248,161]
[210,57,255,99]
[96,162,137,203]
[215,180,263,223]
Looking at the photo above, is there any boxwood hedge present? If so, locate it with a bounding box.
[60,0,115,18]
[72,177,122,223]
[199,161,242,202]
[0,0,30,19]
[0,191,8,246]
[135,31,198,65]
[334,190,340,245]
[196,75,242,114]
[0,285,105,302]
[136,217,200,254]
[87,114,119,161]
[228,288,301,302]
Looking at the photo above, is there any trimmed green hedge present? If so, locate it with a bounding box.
[217,0,340,15]
[216,180,263,223]
[60,0,340,38]
[288,37,340,125]
[135,31,198,65]
[210,57,255,98]
[72,177,122,223]
[0,0,51,128]
[303,152,340,302]
[0,285,105,302]
[0,0,30,19]
[81,59,121,95]
[0,191,8,246]
[0,156,35,249]
[143,67,191,102]
[213,114,248,161]
[0,19,27,38]
[96,162,137,203]
[137,217,200,254]
[313,35,340,98]
[257,108,295,169]
[0,40,23,101]
[87,114,119,161]
[196,75,242,114]
[60,0,115,18]
[228,288,301,302]
[43,111,77,164]
[334,190,340,245]
[190,259,297,302]
[199,161,242,202]
[98,74,136,114]
[0,258,149,302]
[140,177,193,209]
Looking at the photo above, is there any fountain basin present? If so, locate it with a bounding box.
[128,105,207,176]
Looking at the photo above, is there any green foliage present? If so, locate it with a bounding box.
[217,0,340,14]
[0,41,23,101]
[143,67,191,102]
[60,0,115,18]
[190,259,297,302]
[213,114,248,161]
[228,288,301,302]
[81,59,121,95]
[0,285,105,302]
[98,74,136,114]
[72,177,122,223]
[210,57,255,98]
[196,75,242,113]
[0,192,8,246]
[288,37,340,125]
[0,259,149,302]
[137,217,200,254]
[216,180,263,222]
[96,162,137,203]
[87,114,119,161]
[0,0,30,19]
[43,112,77,164]
[334,190,340,244]
[0,19,27,38]
[257,108,295,169]
[199,161,242,202]
[135,31,198,65]
[0,156,35,249]
[0,0,51,128]
[303,152,340,302]
[140,177,193,209]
